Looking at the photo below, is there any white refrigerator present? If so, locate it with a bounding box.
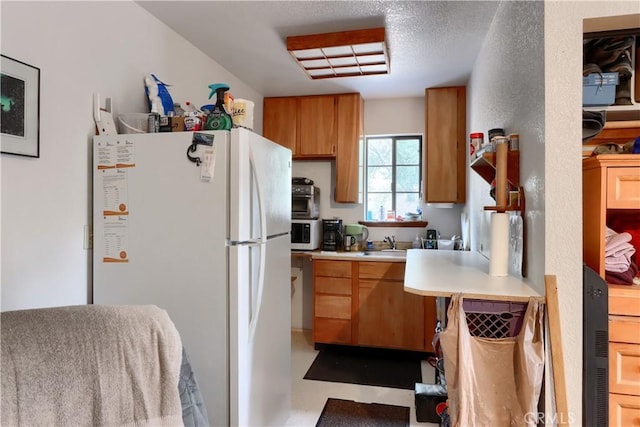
[93,128,292,426]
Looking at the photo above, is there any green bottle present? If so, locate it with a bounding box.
[204,83,233,131]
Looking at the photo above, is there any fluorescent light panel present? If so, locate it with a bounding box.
[287,27,389,79]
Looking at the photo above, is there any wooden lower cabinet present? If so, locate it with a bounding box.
[609,285,640,427]
[357,278,426,350]
[312,259,436,351]
[609,393,640,427]
[313,260,353,344]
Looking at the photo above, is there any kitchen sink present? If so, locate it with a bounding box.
[361,249,406,257]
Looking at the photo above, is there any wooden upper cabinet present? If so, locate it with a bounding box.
[263,97,298,155]
[424,86,466,203]
[263,95,337,159]
[298,96,337,157]
[264,92,364,203]
[335,93,363,203]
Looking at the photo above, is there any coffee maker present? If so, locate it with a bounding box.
[322,219,343,251]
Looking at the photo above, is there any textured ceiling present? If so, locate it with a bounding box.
[137,1,500,100]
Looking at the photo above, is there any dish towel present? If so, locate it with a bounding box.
[605,227,635,273]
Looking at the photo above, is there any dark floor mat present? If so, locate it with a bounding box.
[316,398,409,427]
[304,345,424,390]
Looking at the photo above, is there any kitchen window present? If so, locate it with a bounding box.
[364,135,422,220]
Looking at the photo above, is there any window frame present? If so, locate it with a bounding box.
[364,134,423,219]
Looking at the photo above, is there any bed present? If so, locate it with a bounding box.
[1,304,209,427]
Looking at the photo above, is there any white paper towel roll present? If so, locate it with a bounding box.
[489,212,509,276]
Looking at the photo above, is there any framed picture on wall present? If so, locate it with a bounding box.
[1,55,40,158]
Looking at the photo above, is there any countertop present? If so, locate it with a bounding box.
[404,249,542,302]
[309,250,407,262]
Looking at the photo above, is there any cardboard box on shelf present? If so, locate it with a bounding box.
[159,116,185,132]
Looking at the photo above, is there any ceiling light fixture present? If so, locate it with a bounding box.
[286,27,389,79]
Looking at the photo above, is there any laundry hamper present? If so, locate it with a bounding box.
[439,294,544,427]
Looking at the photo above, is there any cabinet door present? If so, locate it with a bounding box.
[298,96,336,157]
[609,392,640,427]
[335,93,363,203]
[263,97,298,154]
[357,279,425,351]
[607,167,640,209]
[424,86,466,203]
[609,341,640,396]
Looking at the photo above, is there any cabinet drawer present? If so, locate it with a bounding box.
[610,316,640,344]
[315,295,351,319]
[315,276,352,295]
[609,286,640,317]
[609,341,640,395]
[359,262,405,281]
[609,393,640,427]
[314,260,352,278]
[607,167,640,208]
[313,318,351,344]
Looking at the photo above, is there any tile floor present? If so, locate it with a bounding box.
[285,330,439,426]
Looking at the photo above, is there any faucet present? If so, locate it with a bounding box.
[384,235,397,250]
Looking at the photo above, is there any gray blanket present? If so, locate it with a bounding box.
[1,304,184,426]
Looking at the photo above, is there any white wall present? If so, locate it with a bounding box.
[467,0,550,420]
[467,1,545,291]
[0,1,263,311]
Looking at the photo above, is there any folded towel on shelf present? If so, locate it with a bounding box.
[606,259,633,273]
[606,245,636,259]
[605,228,634,257]
[605,227,636,272]
[608,212,640,262]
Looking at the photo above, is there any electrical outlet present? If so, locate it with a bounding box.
[83,225,93,250]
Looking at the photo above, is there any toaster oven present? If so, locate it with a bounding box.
[292,184,319,219]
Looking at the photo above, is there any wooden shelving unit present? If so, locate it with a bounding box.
[470,144,527,276]
[470,148,524,213]
[471,151,520,188]
[583,120,640,156]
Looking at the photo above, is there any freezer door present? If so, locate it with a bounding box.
[93,131,230,425]
[230,128,291,243]
[228,235,291,426]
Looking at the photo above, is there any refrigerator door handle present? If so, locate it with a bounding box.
[250,152,268,244]
[248,242,266,342]
[247,152,268,339]
[227,239,261,246]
